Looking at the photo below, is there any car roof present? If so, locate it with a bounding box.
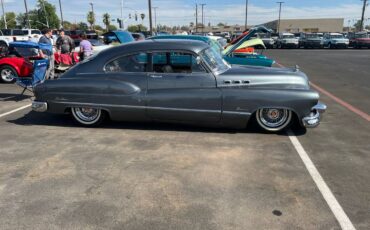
[99,39,209,57]
[150,35,211,43]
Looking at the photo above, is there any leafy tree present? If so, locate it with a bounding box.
[94,25,104,31]
[87,11,95,29]
[62,20,72,30]
[189,22,194,27]
[353,20,362,31]
[36,0,60,29]
[127,24,147,32]
[217,22,225,27]
[78,22,89,30]
[103,13,110,32]
[0,12,17,28]
[108,24,117,31]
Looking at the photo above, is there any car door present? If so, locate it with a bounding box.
[146,51,222,123]
[103,52,149,121]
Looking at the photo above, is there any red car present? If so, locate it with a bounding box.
[0,42,44,83]
[349,32,370,48]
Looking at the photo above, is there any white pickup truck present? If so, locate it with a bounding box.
[0,29,42,54]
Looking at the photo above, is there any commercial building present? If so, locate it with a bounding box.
[262,18,344,33]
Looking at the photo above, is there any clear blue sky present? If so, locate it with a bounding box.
[3,0,369,27]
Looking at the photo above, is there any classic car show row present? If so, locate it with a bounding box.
[0,21,369,230]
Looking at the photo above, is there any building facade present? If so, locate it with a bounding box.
[262,18,344,33]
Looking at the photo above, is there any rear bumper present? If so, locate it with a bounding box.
[32,101,47,112]
[302,102,327,128]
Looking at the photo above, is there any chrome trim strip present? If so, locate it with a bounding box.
[50,101,252,116]
[32,101,48,112]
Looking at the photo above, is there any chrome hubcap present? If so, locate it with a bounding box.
[74,107,99,122]
[259,108,289,128]
[1,69,15,81]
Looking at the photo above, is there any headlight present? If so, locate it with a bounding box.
[345,40,349,44]
[332,40,337,43]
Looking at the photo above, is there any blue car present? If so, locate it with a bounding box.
[102,31,135,44]
[150,26,275,67]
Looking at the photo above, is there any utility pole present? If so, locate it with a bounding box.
[24,0,31,28]
[360,0,368,31]
[195,4,198,32]
[1,0,6,29]
[41,0,49,28]
[89,2,94,30]
[148,0,153,35]
[200,4,206,33]
[120,0,123,29]
[277,1,284,33]
[58,0,64,28]
[152,7,158,32]
[245,0,248,30]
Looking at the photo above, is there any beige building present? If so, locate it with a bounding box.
[262,18,344,33]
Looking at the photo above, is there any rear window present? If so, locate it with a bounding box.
[13,30,24,36]
[1,29,11,36]
[31,30,41,35]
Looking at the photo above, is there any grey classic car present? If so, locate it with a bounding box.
[32,40,326,132]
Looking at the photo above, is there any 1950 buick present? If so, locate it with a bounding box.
[32,39,326,132]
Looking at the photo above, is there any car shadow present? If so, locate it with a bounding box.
[7,111,307,136]
[0,93,33,102]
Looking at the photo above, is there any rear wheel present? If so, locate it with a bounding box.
[0,65,17,83]
[256,108,292,132]
[71,107,105,126]
[0,41,8,56]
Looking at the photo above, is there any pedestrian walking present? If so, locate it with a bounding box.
[39,28,55,79]
[79,34,93,61]
[56,30,75,54]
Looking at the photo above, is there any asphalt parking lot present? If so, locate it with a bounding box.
[0,49,369,229]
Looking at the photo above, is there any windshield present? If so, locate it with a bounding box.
[201,47,229,74]
[306,34,319,38]
[331,35,344,39]
[283,35,295,39]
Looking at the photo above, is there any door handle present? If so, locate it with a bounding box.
[150,75,163,78]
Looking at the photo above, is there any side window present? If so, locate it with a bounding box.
[152,52,206,74]
[105,53,148,73]
[1,29,10,36]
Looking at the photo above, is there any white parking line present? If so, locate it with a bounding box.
[0,104,32,119]
[287,130,356,230]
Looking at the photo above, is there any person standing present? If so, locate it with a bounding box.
[79,34,93,61]
[39,28,55,79]
[56,30,74,54]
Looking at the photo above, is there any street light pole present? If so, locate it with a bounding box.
[1,0,7,29]
[148,0,153,35]
[200,4,206,33]
[90,2,94,30]
[41,0,49,28]
[195,4,198,32]
[24,0,31,28]
[152,7,158,32]
[58,0,64,28]
[245,0,248,30]
[277,1,284,33]
[360,0,368,31]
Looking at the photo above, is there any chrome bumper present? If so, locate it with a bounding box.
[302,102,327,128]
[32,101,48,112]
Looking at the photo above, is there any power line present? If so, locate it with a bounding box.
[277,1,284,33]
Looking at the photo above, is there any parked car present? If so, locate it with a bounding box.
[323,33,349,49]
[102,31,135,44]
[0,41,45,83]
[0,29,28,42]
[208,35,227,48]
[31,40,326,132]
[150,26,275,67]
[276,33,299,48]
[22,29,42,41]
[298,33,324,48]
[73,39,112,54]
[348,32,370,49]
[258,33,275,48]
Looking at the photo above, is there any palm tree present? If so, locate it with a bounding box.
[103,13,110,32]
[87,11,95,30]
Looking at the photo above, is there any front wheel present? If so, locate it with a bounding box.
[0,65,17,83]
[71,107,106,126]
[256,108,292,132]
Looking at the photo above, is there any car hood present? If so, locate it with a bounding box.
[224,26,272,56]
[332,38,348,42]
[217,65,310,89]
